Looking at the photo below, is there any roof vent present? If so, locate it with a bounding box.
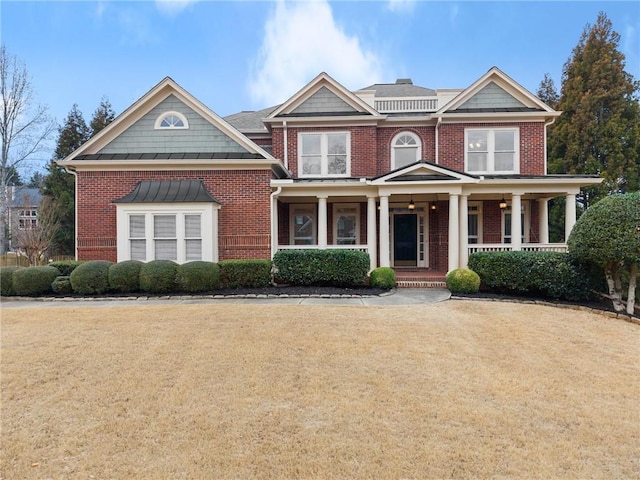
[395,78,413,85]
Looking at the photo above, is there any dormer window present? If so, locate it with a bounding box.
[154,111,189,129]
[391,132,421,170]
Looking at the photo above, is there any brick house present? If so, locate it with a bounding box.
[58,67,601,280]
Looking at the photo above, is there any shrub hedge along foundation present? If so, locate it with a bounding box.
[177,261,220,293]
[369,267,396,289]
[219,259,271,289]
[139,260,178,294]
[13,266,61,296]
[109,260,143,293]
[70,261,114,295]
[273,249,369,287]
[1,266,22,296]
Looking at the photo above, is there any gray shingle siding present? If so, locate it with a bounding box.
[456,82,526,110]
[290,87,357,115]
[99,95,250,154]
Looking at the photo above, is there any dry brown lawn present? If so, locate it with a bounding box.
[1,300,638,479]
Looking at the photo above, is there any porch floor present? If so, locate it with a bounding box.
[393,268,447,288]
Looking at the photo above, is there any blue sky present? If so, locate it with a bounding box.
[2,0,639,172]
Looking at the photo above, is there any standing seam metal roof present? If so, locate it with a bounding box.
[113,180,220,203]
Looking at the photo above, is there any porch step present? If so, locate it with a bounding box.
[396,279,447,288]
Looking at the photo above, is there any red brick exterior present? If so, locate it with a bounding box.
[76,169,272,262]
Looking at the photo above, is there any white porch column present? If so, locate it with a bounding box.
[511,194,522,251]
[448,194,459,272]
[565,193,576,241]
[459,194,469,269]
[367,196,377,271]
[538,198,549,244]
[379,195,390,268]
[317,196,328,248]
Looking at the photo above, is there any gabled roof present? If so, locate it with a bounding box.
[358,79,436,98]
[59,77,276,163]
[436,67,558,116]
[372,161,479,184]
[266,72,382,120]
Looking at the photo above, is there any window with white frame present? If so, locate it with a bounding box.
[468,202,482,244]
[18,209,38,229]
[290,204,316,245]
[118,204,216,263]
[391,132,421,170]
[299,132,350,177]
[501,201,529,244]
[465,128,519,174]
[154,111,189,129]
[333,204,359,245]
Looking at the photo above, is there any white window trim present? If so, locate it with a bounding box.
[298,131,351,178]
[289,204,317,245]
[391,131,422,170]
[154,111,189,129]
[501,201,529,244]
[468,201,483,244]
[116,203,218,263]
[464,127,520,174]
[332,203,360,245]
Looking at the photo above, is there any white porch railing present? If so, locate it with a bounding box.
[277,244,369,254]
[468,243,568,255]
[374,97,438,113]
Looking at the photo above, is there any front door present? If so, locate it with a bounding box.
[393,214,417,266]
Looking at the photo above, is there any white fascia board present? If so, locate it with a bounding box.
[436,111,560,123]
[264,115,384,127]
[56,159,281,171]
[378,185,464,196]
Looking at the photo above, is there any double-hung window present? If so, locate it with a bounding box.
[333,204,359,245]
[299,132,350,177]
[290,204,317,245]
[391,132,421,170]
[465,128,519,174]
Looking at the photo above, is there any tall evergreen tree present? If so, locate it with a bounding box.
[536,73,559,109]
[548,12,640,207]
[89,97,115,137]
[41,105,89,255]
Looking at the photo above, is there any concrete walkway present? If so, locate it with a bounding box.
[0,289,451,308]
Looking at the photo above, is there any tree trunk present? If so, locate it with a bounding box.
[627,262,638,316]
[605,264,625,312]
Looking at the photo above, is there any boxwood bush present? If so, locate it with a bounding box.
[48,260,84,276]
[51,276,73,294]
[139,260,178,293]
[1,266,23,296]
[468,251,597,301]
[273,249,370,287]
[13,266,61,296]
[369,267,396,289]
[446,268,480,294]
[177,261,220,293]
[109,260,143,293]
[70,260,114,295]
[219,259,271,289]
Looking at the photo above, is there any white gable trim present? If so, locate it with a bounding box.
[60,77,276,162]
[436,67,557,114]
[266,72,382,119]
[372,161,479,185]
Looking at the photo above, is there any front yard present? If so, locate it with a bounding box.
[1,301,638,479]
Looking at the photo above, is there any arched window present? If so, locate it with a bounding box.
[391,131,421,170]
[154,111,189,129]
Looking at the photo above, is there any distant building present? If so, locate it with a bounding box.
[5,186,43,252]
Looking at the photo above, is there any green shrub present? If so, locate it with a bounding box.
[176,261,220,293]
[139,260,178,293]
[219,259,271,289]
[109,260,143,293]
[1,266,23,296]
[70,260,113,295]
[468,251,596,301]
[48,260,84,276]
[51,276,73,294]
[369,267,396,289]
[273,249,370,287]
[446,268,480,294]
[13,266,61,296]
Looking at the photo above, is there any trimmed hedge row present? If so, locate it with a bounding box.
[468,251,600,301]
[13,266,61,296]
[219,259,271,289]
[273,249,370,287]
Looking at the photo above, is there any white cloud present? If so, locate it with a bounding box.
[387,0,416,14]
[248,0,384,107]
[155,0,198,16]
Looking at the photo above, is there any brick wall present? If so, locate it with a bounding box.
[76,169,272,262]
[376,127,436,175]
[438,122,545,174]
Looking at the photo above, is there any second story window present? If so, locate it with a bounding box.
[465,128,519,174]
[154,111,189,129]
[391,132,421,170]
[299,132,350,177]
